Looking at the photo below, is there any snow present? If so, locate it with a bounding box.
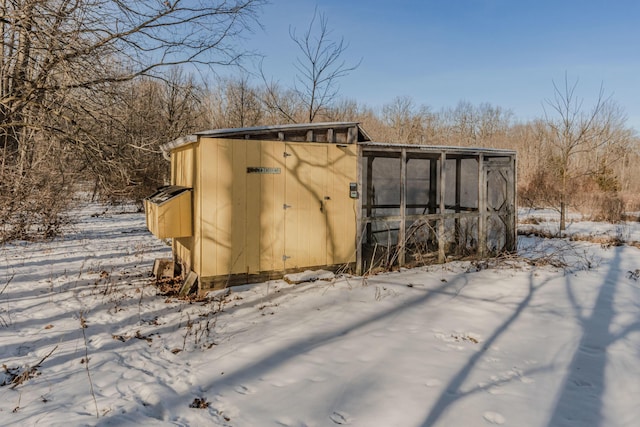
[519,208,640,243]
[1,205,640,426]
[283,269,335,284]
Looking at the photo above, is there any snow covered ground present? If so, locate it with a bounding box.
[1,205,639,426]
[519,208,640,243]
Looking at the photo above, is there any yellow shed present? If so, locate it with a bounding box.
[145,122,517,291]
[147,122,368,290]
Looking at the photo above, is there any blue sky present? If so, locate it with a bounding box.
[241,0,640,131]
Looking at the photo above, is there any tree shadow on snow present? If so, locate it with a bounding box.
[419,269,555,426]
[546,246,640,427]
[145,270,475,420]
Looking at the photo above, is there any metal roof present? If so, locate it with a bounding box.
[160,122,516,159]
[160,122,371,157]
[144,185,192,206]
[194,121,371,139]
[359,142,516,156]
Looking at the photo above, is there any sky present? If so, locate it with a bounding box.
[239,0,640,131]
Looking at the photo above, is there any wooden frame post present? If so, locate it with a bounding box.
[438,151,446,263]
[478,154,487,257]
[398,148,407,266]
[511,155,518,251]
[454,157,462,247]
[429,158,438,214]
[355,146,364,275]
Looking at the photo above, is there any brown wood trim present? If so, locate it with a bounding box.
[198,263,356,292]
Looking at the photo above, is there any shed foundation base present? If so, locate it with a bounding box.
[198,263,355,292]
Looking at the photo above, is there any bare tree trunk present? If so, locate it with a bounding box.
[543,74,631,233]
[262,8,359,123]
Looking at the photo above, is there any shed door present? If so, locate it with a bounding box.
[485,159,516,253]
[283,143,328,269]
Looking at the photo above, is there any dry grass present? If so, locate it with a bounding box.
[569,234,625,247]
[189,397,210,409]
[1,345,58,389]
[519,217,543,225]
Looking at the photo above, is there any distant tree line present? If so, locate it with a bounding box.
[1,2,637,241]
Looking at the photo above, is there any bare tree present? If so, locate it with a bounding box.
[290,9,361,122]
[543,74,631,231]
[259,77,303,124]
[1,0,264,144]
[206,74,263,128]
[437,101,513,147]
[380,96,431,144]
[88,69,206,205]
[325,98,363,122]
[260,8,360,123]
[162,68,206,141]
[0,0,264,240]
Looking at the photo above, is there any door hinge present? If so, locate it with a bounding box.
[283,151,292,157]
[283,204,292,209]
[282,255,291,261]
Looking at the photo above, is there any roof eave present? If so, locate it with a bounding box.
[359,141,516,156]
[160,122,371,159]
[160,134,197,160]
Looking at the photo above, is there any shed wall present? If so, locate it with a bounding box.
[197,138,358,280]
[282,143,358,268]
[327,144,359,264]
[199,138,287,277]
[171,143,199,275]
